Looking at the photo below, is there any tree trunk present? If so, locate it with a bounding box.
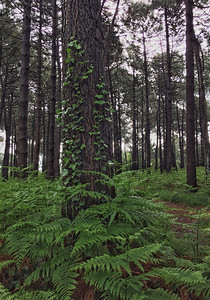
[2,94,12,179]
[131,70,138,170]
[141,90,146,169]
[185,0,196,187]
[62,0,114,219]
[194,38,210,177]
[143,33,150,169]
[33,0,43,172]
[176,103,184,168]
[16,0,32,174]
[47,0,57,178]
[164,7,173,171]
[54,39,62,177]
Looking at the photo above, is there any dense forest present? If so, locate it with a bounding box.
[0,0,210,299]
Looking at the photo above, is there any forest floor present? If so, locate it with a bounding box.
[157,199,210,237]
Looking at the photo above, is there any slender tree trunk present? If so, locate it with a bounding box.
[131,70,138,170]
[16,0,32,174]
[2,94,12,179]
[0,66,8,127]
[33,0,43,172]
[42,101,47,172]
[54,39,62,177]
[155,109,159,171]
[30,109,35,165]
[195,106,200,166]
[176,104,184,168]
[164,7,173,171]
[107,61,121,171]
[143,33,150,169]
[194,38,210,177]
[185,0,196,187]
[141,90,146,169]
[47,0,57,178]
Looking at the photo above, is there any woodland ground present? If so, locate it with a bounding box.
[0,167,209,299]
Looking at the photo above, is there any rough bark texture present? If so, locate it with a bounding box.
[16,0,32,173]
[33,0,43,172]
[131,70,138,170]
[164,7,173,171]
[47,0,57,178]
[54,40,62,177]
[62,0,113,218]
[194,39,210,177]
[176,104,184,168]
[143,34,150,169]
[185,0,196,187]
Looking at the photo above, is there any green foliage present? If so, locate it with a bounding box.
[0,171,209,299]
[117,167,209,206]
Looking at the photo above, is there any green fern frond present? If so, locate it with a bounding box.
[0,260,15,272]
[78,243,162,276]
[147,267,208,294]
[85,270,145,300]
[0,283,17,300]
[144,288,180,300]
[52,263,78,298]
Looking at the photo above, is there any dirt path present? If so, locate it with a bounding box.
[157,200,210,236]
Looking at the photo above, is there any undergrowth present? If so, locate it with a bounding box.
[0,170,209,299]
[116,167,209,206]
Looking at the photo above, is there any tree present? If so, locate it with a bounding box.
[185,0,196,187]
[62,0,114,219]
[47,0,57,178]
[33,0,43,172]
[16,0,32,174]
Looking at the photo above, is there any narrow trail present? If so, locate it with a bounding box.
[157,199,210,236]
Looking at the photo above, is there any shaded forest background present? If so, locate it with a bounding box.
[0,0,209,182]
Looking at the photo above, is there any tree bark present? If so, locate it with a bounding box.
[164,7,173,171]
[185,0,196,187]
[47,0,57,178]
[131,70,138,170]
[143,33,150,169]
[16,0,32,174]
[2,94,12,179]
[33,0,43,172]
[62,0,114,218]
[54,39,62,177]
[194,38,210,177]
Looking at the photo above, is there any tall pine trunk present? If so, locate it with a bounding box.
[62,0,114,218]
[185,0,196,187]
[164,7,173,171]
[16,0,32,174]
[2,94,12,179]
[47,0,57,178]
[33,0,43,172]
[131,70,138,170]
[143,33,150,169]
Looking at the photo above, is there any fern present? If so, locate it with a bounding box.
[0,172,209,299]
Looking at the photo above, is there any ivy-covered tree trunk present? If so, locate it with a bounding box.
[16,0,32,174]
[62,0,113,218]
[185,0,196,187]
